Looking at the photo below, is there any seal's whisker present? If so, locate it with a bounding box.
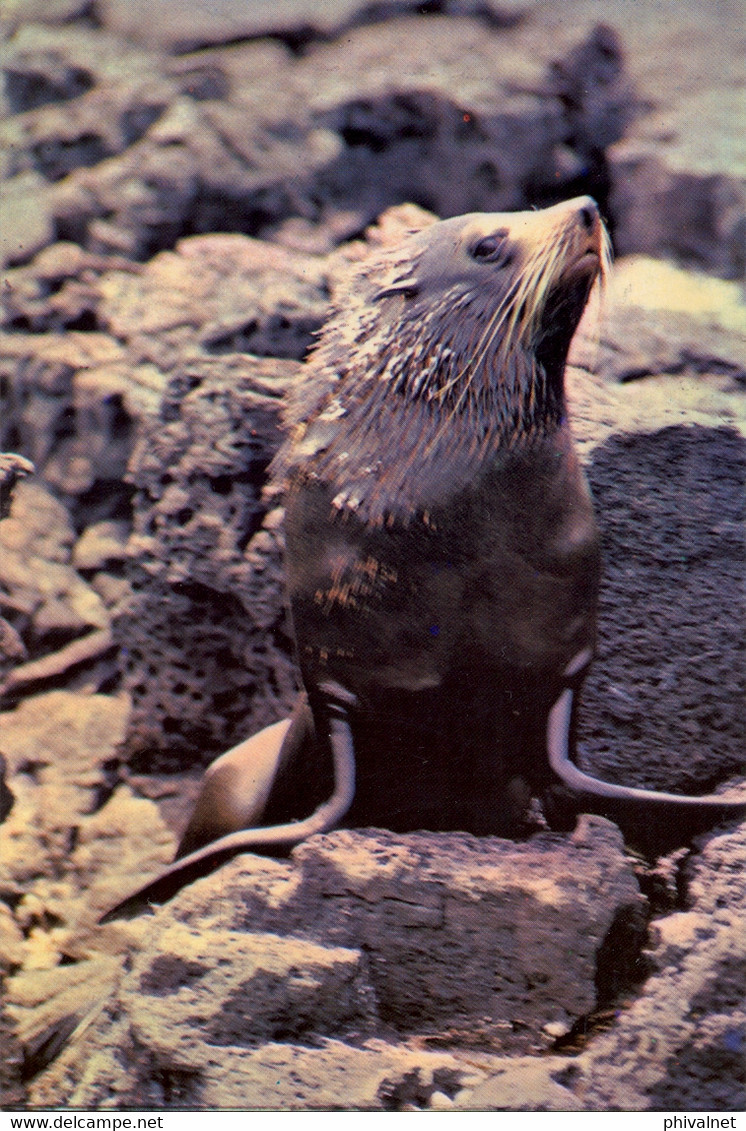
[100,197,746,924]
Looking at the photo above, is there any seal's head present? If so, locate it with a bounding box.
[276,196,611,522]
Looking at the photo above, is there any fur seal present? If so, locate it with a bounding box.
[104,197,745,920]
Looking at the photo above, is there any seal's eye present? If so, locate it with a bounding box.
[470,230,512,266]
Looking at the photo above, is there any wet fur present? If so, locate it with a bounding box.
[104,198,743,921]
[274,206,612,524]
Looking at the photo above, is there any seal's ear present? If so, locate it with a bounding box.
[373,283,420,301]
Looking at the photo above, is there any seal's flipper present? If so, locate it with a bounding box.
[175,717,294,859]
[174,693,317,859]
[546,687,746,852]
[99,683,357,922]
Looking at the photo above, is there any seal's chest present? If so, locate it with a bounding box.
[286,442,600,698]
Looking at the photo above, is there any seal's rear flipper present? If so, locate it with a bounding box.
[545,687,746,854]
[99,682,358,922]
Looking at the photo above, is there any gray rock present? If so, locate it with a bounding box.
[165,819,645,1048]
[96,0,520,52]
[0,329,160,526]
[0,619,26,684]
[450,819,746,1112]
[577,821,746,1111]
[0,452,34,520]
[96,233,329,361]
[127,927,376,1055]
[0,479,109,651]
[686,823,746,917]
[606,9,746,277]
[562,261,746,797]
[0,691,132,891]
[1,14,634,263]
[0,0,92,32]
[72,520,130,572]
[17,818,648,1108]
[0,172,54,268]
[456,1056,579,1111]
[496,0,746,277]
[115,353,301,767]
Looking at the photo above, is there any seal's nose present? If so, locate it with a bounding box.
[544,194,599,233]
[574,197,599,232]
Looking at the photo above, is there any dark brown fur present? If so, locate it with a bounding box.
[104,198,744,920]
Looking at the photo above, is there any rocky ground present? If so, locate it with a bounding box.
[0,0,744,1112]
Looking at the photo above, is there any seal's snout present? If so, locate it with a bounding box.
[565,195,599,233]
[540,195,605,264]
[561,196,602,256]
[578,202,597,233]
[550,194,599,228]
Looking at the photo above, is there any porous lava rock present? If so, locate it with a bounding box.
[576,821,746,1111]
[566,259,746,797]
[0,328,160,525]
[13,818,648,1109]
[0,13,634,265]
[0,479,108,657]
[115,353,301,767]
[0,1,744,1111]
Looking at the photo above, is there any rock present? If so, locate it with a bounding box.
[0,480,110,651]
[96,0,361,51]
[2,25,97,114]
[2,1,742,276]
[127,926,376,1056]
[0,456,34,685]
[0,619,26,683]
[96,0,522,52]
[18,819,647,1108]
[560,259,746,798]
[1,13,635,264]
[0,904,25,973]
[115,353,301,767]
[96,233,329,361]
[289,14,630,224]
[0,691,130,889]
[29,1025,489,1111]
[0,242,138,332]
[0,329,160,526]
[499,0,746,277]
[686,823,746,917]
[0,628,117,700]
[428,1090,456,1110]
[72,521,130,572]
[0,479,75,564]
[0,452,34,519]
[0,0,92,33]
[160,819,644,1046]
[7,954,126,1080]
[456,1057,579,1111]
[0,24,174,167]
[606,12,746,277]
[578,425,745,796]
[450,819,746,1112]
[576,820,746,1111]
[0,172,55,267]
[574,257,746,386]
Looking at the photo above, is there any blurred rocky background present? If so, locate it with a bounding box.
[0,0,744,1112]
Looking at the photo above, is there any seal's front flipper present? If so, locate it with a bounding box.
[99,682,358,922]
[175,717,294,859]
[545,687,746,854]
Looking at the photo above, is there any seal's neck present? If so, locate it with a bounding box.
[383,302,569,445]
